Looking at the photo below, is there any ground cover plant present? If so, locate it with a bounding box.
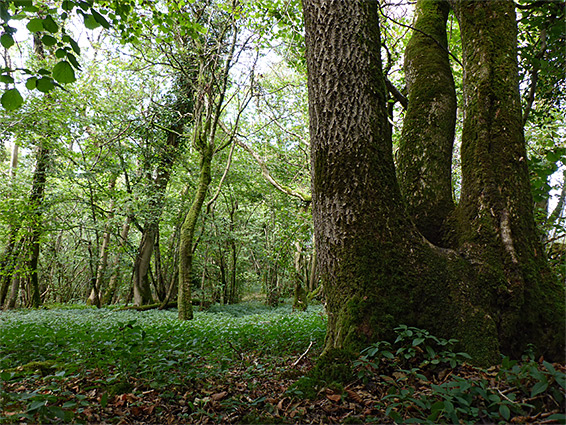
[1,303,564,424]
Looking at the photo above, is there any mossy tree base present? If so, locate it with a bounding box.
[303,0,565,366]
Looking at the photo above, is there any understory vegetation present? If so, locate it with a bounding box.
[1,303,564,424]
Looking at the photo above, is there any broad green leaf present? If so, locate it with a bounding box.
[1,88,23,110]
[1,33,14,48]
[53,61,76,83]
[62,1,74,11]
[27,399,47,411]
[0,4,10,22]
[531,380,548,397]
[499,404,510,421]
[42,34,57,46]
[26,77,37,90]
[69,37,81,55]
[0,74,14,84]
[36,77,55,92]
[83,14,100,29]
[27,18,44,32]
[55,48,67,58]
[43,15,59,33]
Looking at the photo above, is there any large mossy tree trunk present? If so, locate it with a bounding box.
[450,0,565,358]
[302,0,564,364]
[397,0,456,246]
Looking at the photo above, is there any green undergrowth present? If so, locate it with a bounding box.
[0,302,326,423]
[288,325,566,424]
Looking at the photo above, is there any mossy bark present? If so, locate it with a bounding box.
[451,0,565,358]
[303,0,499,365]
[178,144,213,320]
[303,0,564,365]
[398,0,456,245]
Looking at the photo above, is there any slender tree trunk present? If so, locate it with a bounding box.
[178,144,213,320]
[398,0,456,245]
[133,226,157,305]
[26,142,50,308]
[102,215,131,305]
[90,177,117,302]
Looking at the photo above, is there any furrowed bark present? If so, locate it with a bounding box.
[452,0,565,359]
[303,0,500,364]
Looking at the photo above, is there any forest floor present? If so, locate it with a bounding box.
[0,302,564,424]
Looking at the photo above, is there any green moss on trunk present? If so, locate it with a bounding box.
[398,0,456,245]
[178,144,213,321]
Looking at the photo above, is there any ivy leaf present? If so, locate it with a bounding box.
[52,61,76,83]
[1,88,24,110]
[27,18,44,32]
[1,33,14,49]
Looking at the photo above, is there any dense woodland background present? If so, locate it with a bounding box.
[0,0,563,312]
[0,1,565,424]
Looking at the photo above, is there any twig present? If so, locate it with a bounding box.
[293,341,314,367]
[228,340,245,362]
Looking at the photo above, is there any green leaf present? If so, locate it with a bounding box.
[499,404,510,420]
[1,33,14,48]
[36,77,55,92]
[412,337,425,346]
[43,15,59,33]
[100,392,108,408]
[53,61,76,83]
[0,4,11,22]
[0,74,14,84]
[27,18,44,32]
[531,380,549,397]
[55,48,67,58]
[66,52,80,69]
[68,37,81,55]
[27,399,47,411]
[62,1,74,11]
[91,9,110,29]
[1,88,23,110]
[83,14,100,29]
[42,34,57,46]
[546,413,566,424]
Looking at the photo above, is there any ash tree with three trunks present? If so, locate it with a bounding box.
[302,0,564,365]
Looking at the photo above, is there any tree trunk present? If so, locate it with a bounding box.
[90,176,117,303]
[133,226,157,306]
[26,142,50,308]
[451,0,565,358]
[302,0,564,364]
[101,215,131,305]
[178,144,214,320]
[397,0,456,245]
